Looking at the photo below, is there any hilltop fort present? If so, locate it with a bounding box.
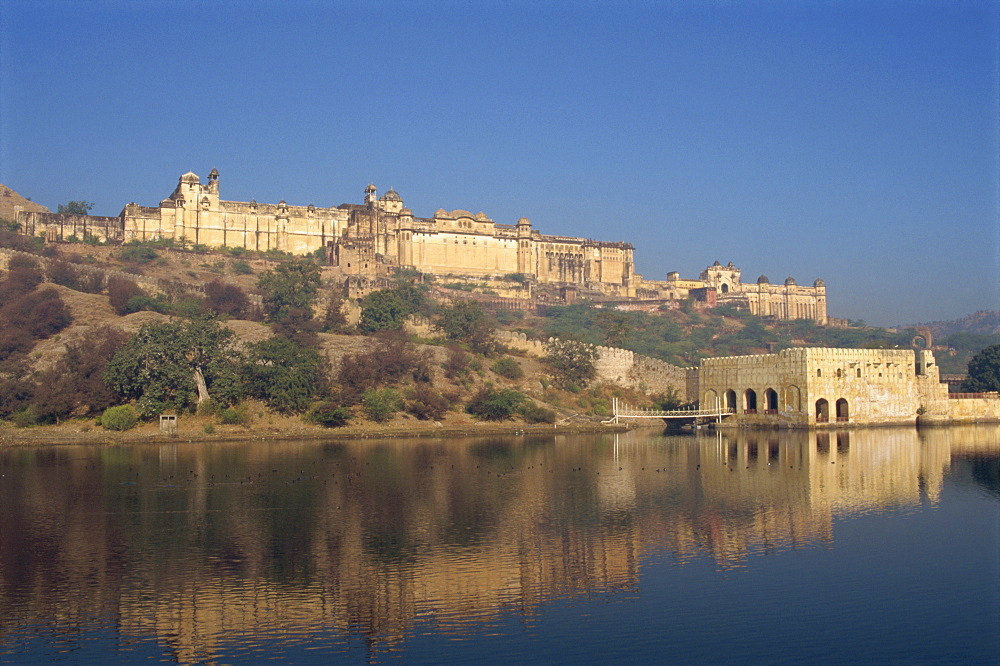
[11,169,829,323]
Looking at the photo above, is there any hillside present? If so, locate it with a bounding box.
[916,311,1000,338]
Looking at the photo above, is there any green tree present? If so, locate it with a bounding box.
[961,344,1000,392]
[594,310,630,347]
[257,261,321,342]
[436,300,497,354]
[104,319,244,417]
[544,338,598,390]
[360,289,409,333]
[466,385,525,421]
[57,201,94,215]
[244,336,326,413]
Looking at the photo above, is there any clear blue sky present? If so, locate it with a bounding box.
[1,0,997,326]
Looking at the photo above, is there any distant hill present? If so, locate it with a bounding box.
[914,311,1000,338]
[0,184,49,221]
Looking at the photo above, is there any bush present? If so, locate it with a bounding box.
[490,357,523,380]
[308,402,351,428]
[120,244,158,264]
[405,384,451,420]
[219,403,251,425]
[518,400,557,424]
[107,276,146,316]
[12,407,37,428]
[362,388,403,423]
[101,405,139,431]
[466,386,525,421]
[232,260,253,275]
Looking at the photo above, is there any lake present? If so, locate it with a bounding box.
[1,425,998,663]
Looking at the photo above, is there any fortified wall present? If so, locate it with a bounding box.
[12,172,827,323]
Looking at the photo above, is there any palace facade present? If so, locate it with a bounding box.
[12,170,828,322]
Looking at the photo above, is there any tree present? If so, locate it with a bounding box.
[962,344,1000,392]
[257,261,322,345]
[244,335,327,413]
[544,338,598,390]
[436,300,497,354]
[57,201,94,215]
[204,279,252,319]
[257,260,321,323]
[466,385,525,421]
[594,310,630,347]
[32,327,128,423]
[360,289,408,333]
[104,319,244,417]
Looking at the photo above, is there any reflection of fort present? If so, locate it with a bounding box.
[1,427,996,660]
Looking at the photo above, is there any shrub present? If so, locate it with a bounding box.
[466,386,525,421]
[443,344,471,379]
[120,244,158,264]
[47,260,80,290]
[490,357,524,380]
[107,276,146,316]
[204,279,251,318]
[309,402,351,428]
[101,405,139,431]
[405,384,451,420]
[362,388,403,423]
[518,400,557,424]
[219,403,251,425]
[12,407,37,428]
[232,260,253,275]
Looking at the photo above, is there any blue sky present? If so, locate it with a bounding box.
[1,0,996,326]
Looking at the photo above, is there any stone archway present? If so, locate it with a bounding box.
[725,390,737,412]
[704,389,718,410]
[783,385,801,411]
[816,398,830,423]
[764,388,778,413]
[836,398,849,421]
[744,389,758,414]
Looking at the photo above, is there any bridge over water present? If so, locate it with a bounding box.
[608,397,735,426]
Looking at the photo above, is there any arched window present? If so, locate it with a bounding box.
[704,389,719,409]
[725,390,737,412]
[764,388,778,412]
[816,398,830,423]
[836,398,849,421]
[744,389,758,414]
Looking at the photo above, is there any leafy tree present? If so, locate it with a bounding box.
[490,356,523,380]
[204,279,252,319]
[337,334,426,402]
[360,289,409,333]
[258,260,321,323]
[101,405,139,431]
[466,385,525,421]
[106,276,147,316]
[104,319,244,417]
[544,338,598,389]
[436,300,497,354]
[57,201,94,215]
[244,336,326,413]
[594,310,631,347]
[361,388,403,422]
[961,344,1000,392]
[308,402,352,428]
[321,291,351,333]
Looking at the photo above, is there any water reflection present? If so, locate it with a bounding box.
[1,425,997,661]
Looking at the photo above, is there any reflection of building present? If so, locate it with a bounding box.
[698,347,1000,427]
[11,174,826,321]
[2,428,995,659]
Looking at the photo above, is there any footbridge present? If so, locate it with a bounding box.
[608,397,734,425]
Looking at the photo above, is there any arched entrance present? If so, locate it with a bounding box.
[744,389,758,414]
[725,390,737,412]
[783,385,801,411]
[703,389,718,409]
[836,398,849,422]
[764,388,778,413]
[816,398,830,423]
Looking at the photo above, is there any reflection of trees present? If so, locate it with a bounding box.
[0,425,996,660]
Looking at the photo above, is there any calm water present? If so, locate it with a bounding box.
[1,426,998,663]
